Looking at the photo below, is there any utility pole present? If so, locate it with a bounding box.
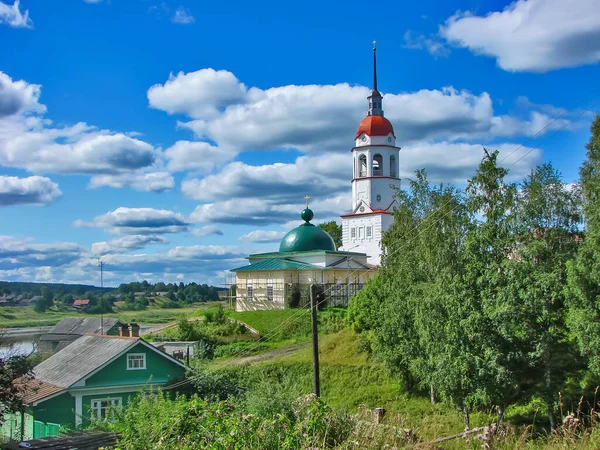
[97,257,104,288]
[310,284,321,398]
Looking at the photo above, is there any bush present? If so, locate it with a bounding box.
[285,285,302,309]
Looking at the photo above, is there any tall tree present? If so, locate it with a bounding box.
[318,221,342,248]
[567,115,600,374]
[0,332,34,427]
[495,164,582,429]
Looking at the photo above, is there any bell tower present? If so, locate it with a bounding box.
[341,42,401,266]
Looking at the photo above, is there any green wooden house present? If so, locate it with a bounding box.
[2,334,188,441]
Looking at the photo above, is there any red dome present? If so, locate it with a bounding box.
[355,115,395,139]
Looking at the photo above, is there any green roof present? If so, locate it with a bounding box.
[231,259,322,272]
[249,250,365,259]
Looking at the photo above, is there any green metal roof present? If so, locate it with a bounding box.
[230,259,323,272]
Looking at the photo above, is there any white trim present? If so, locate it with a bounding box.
[69,384,161,397]
[126,353,146,370]
[74,394,83,426]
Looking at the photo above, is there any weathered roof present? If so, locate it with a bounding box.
[16,378,65,405]
[231,259,322,272]
[47,317,121,336]
[33,334,138,388]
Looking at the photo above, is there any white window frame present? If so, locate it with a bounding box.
[90,397,122,421]
[126,353,146,370]
[247,281,253,300]
[266,279,274,301]
[366,226,372,238]
[351,227,356,238]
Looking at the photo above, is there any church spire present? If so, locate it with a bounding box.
[368,40,383,117]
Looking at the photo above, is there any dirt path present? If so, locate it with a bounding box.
[229,342,310,366]
[140,317,203,336]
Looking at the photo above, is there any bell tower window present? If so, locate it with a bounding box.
[373,154,383,176]
[358,154,367,178]
[390,155,396,178]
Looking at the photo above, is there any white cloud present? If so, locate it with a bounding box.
[191,225,224,237]
[91,235,168,256]
[182,154,348,202]
[148,68,248,119]
[0,71,164,187]
[0,71,45,118]
[440,0,600,72]
[164,140,235,173]
[0,1,32,29]
[155,69,570,157]
[0,175,61,206]
[0,236,82,270]
[402,30,450,57]
[239,230,286,243]
[88,171,174,192]
[75,207,190,235]
[171,6,195,24]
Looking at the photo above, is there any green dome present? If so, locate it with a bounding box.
[279,208,336,253]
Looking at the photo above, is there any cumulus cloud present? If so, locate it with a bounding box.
[148,69,248,119]
[100,245,245,274]
[238,230,286,243]
[182,154,348,202]
[191,225,224,237]
[171,6,194,24]
[0,175,62,206]
[0,1,32,28]
[190,195,348,226]
[154,69,570,157]
[75,207,190,235]
[440,0,600,72]
[88,171,174,192]
[164,140,235,173]
[0,71,164,186]
[0,236,82,270]
[91,235,168,256]
[0,72,45,118]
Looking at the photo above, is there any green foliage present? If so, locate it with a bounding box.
[567,115,600,375]
[348,150,592,429]
[285,284,302,309]
[318,220,343,248]
[108,391,355,450]
[0,340,34,425]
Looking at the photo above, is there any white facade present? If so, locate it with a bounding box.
[340,48,401,266]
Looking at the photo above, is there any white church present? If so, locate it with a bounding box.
[340,43,401,266]
[229,44,399,310]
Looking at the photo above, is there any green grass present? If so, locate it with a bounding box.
[0,301,222,328]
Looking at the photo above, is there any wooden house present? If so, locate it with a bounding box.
[2,334,188,441]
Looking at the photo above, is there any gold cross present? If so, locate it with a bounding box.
[305,195,310,208]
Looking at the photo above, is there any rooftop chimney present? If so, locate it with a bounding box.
[129,323,140,338]
[119,323,130,337]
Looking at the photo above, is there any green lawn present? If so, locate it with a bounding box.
[0,301,222,328]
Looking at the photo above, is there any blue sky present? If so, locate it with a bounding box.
[0,0,599,286]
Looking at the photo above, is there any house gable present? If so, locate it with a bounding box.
[82,341,187,388]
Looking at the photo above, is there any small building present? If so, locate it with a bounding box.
[71,299,90,309]
[230,206,375,311]
[152,341,199,361]
[38,317,123,352]
[2,334,188,441]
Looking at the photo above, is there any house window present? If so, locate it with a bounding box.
[247,281,253,300]
[359,227,364,239]
[127,353,146,370]
[91,397,122,421]
[351,227,356,238]
[366,226,372,238]
[267,279,273,301]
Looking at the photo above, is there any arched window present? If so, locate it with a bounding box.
[358,154,367,177]
[390,155,396,177]
[373,154,383,176]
